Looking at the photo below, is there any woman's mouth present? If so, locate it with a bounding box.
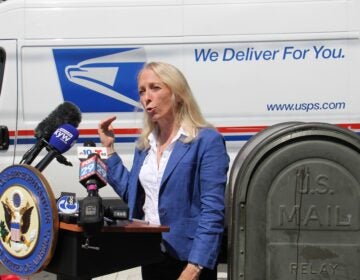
[146,107,155,114]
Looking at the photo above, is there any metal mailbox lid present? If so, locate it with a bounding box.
[229,122,360,280]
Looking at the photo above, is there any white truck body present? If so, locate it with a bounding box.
[0,0,359,198]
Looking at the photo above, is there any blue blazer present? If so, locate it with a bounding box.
[105,128,229,269]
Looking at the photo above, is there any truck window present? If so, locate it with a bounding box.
[0,48,4,95]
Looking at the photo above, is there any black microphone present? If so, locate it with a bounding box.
[83,140,96,148]
[21,101,81,165]
[78,178,104,239]
[34,101,82,139]
[35,124,79,172]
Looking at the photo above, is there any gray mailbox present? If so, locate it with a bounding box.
[228,122,360,280]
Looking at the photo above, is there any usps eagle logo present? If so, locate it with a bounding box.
[0,187,39,257]
[53,47,146,113]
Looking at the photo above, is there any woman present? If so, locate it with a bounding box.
[98,62,229,280]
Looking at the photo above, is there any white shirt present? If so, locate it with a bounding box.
[139,128,186,225]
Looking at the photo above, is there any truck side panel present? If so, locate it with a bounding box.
[0,40,17,172]
[18,39,360,197]
[0,0,359,198]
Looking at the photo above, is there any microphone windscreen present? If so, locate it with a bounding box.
[49,124,79,153]
[35,101,82,140]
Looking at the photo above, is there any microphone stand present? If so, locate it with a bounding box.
[34,142,72,171]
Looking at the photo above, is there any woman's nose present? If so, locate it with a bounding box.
[144,90,152,101]
[141,90,151,104]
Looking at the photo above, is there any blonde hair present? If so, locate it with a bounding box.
[136,62,211,150]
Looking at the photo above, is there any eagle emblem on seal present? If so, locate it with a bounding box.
[0,189,38,253]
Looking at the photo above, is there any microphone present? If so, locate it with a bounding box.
[34,101,82,139]
[78,151,107,241]
[79,153,107,189]
[78,178,104,239]
[21,101,81,165]
[35,124,79,172]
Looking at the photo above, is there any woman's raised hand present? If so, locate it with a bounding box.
[98,116,117,150]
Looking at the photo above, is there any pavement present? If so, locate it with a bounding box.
[0,264,228,280]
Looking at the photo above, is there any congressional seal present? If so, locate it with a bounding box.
[0,165,58,276]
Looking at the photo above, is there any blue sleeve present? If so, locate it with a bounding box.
[105,153,131,202]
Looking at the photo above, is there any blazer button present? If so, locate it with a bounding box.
[159,208,167,216]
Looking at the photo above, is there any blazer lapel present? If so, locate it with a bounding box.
[128,148,148,218]
[134,149,148,176]
[129,148,148,198]
[160,140,190,189]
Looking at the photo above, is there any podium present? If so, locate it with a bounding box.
[45,221,169,280]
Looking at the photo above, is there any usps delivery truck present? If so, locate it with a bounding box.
[0,0,359,200]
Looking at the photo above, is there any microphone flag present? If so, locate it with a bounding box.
[79,154,107,188]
